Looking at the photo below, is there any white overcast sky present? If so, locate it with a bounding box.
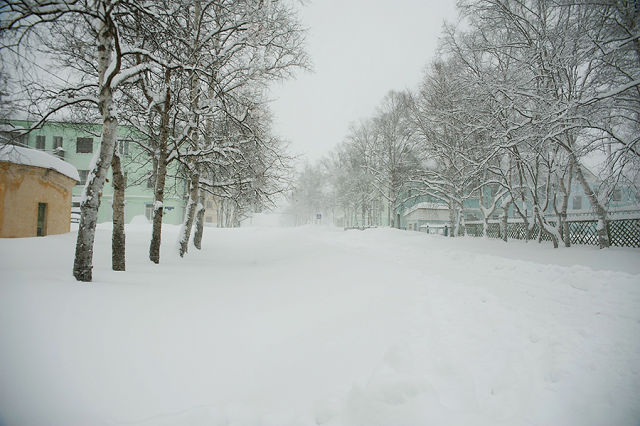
[269,0,459,163]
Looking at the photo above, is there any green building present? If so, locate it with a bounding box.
[1,120,187,225]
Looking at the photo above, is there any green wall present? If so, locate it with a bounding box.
[6,120,186,225]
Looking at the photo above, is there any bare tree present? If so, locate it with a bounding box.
[367,91,420,228]
[1,0,181,280]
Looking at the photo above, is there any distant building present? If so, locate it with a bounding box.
[0,145,79,237]
[2,119,188,225]
[402,201,450,233]
[396,167,640,234]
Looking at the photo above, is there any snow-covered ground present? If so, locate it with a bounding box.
[1,224,639,426]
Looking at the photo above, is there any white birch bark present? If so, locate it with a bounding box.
[73,18,119,282]
[111,149,126,271]
[193,192,206,249]
[178,174,200,257]
[570,153,610,248]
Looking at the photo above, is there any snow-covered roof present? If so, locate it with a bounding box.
[403,201,449,217]
[0,144,80,181]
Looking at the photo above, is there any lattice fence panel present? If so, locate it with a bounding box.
[487,223,501,239]
[530,224,541,241]
[530,223,555,242]
[466,224,482,237]
[507,223,528,240]
[437,218,639,247]
[608,219,640,248]
[465,223,502,238]
[569,221,599,246]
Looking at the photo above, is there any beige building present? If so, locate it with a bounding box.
[0,145,79,237]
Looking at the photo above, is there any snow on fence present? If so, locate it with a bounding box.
[464,218,640,248]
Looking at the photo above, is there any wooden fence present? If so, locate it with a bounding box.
[464,218,640,248]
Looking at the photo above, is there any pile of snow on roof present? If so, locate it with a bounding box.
[0,144,80,181]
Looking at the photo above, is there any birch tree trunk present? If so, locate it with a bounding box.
[217,202,223,227]
[111,150,125,271]
[501,204,509,242]
[569,152,610,248]
[534,206,560,248]
[448,199,456,238]
[178,172,200,257]
[177,0,203,257]
[193,81,215,249]
[561,211,570,247]
[232,207,240,227]
[73,20,119,282]
[149,106,170,264]
[193,192,206,249]
[537,215,543,243]
[559,163,572,247]
[483,214,489,238]
[457,205,465,236]
[232,206,237,227]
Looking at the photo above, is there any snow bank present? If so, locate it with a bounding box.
[0,144,80,181]
[0,226,638,426]
[129,214,150,226]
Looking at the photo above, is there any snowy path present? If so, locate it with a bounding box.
[1,225,639,426]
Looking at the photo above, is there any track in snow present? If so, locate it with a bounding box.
[1,225,639,426]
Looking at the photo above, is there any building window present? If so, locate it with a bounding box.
[118,140,130,156]
[573,195,582,210]
[206,201,213,209]
[206,216,213,223]
[612,189,622,202]
[37,203,47,236]
[76,137,93,153]
[36,135,45,150]
[77,170,89,185]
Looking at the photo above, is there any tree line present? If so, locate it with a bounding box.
[292,0,639,249]
[1,0,308,281]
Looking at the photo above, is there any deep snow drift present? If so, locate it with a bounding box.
[1,224,639,426]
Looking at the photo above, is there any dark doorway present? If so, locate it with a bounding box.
[37,203,47,236]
